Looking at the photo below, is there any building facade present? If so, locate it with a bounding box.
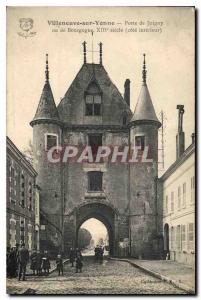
[161,107,195,266]
[7,137,38,251]
[30,46,163,258]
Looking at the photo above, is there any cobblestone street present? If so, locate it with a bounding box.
[7,258,187,295]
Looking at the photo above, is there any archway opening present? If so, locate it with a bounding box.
[77,218,110,256]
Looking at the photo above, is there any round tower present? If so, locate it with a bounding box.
[30,54,63,253]
[129,54,161,259]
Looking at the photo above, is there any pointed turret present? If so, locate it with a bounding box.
[30,54,60,127]
[130,54,161,128]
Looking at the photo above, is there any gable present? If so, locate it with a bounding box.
[57,64,132,125]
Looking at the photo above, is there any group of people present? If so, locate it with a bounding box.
[7,244,84,280]
[30,249,51,276]
[69,247,83,273]
[7,243,30,281]
[7,243,51,281]
[7,244,106,280]
[94,245,104,262]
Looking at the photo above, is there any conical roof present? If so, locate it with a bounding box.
[30,54,60,126]
[130,54,161,127]
[32,81,59,121]
[131,84,160,124]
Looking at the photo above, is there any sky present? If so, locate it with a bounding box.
[80,218,108,245]
[7,6,195,173]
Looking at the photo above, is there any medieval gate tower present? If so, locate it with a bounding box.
[30,44,162,258]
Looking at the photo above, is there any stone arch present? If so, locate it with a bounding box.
[75,202,115,255]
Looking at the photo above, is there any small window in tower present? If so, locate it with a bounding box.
[88,171,103,191]
[135,136,145,151]
[85,82,102,116]
[45,134,58,151]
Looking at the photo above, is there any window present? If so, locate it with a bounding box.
[88,134,102,160]
[20,174,25,208]
[20,217,25,244]
[178,186,181,210]
[45,134,58,151]
[181,225,186,250]
[85,94,102,116]
[171,191,174,212]
[170,227,175,250]
[188,223,194,251]
[9,166,16,203]
[165,195,168,214]
[176,225,181,250]
[88,171,103,191]
[135,136,145,151]
[9,219,16,248]
[28,181,33,211]
[182,183,186,208]
[28,224,32,250]
[191,176,195,203]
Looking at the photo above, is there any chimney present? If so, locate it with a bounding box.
[191,133,195,144]
[124,79,130,107]
[176,105,185,159]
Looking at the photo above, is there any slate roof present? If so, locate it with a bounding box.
[131,83,161,126]
[31,81,60,125]
[57,63,132,123]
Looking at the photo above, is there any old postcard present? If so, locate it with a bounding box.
[6,6,195,295]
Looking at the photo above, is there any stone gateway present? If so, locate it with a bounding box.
[30,45,163,258]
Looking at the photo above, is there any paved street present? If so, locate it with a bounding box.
[7,258,186,295]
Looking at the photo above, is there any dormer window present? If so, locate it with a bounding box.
[85,82,102,116]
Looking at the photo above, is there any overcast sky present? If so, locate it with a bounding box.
[7,6,195,173]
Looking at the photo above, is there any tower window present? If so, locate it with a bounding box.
[45,134,58,151]
[135,136,145,151]
[85,82,102,116]
[88,171,103,191]
[85,95,101,116]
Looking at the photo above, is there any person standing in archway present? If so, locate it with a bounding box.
[75,252,83,273]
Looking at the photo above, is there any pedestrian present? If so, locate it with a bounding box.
[99,246,104,263]
[6,247,11,278]
[75,253,83,273]
[9,246,18,277]
[42,250,50,275]
[75,247,82,257]
[18,243,29,281]
[30,249,37,275]
[94,245,99,261]
[69,247,75,267]
[56,254,63,276]
[36,250,42,276]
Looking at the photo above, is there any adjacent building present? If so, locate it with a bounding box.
[161,106,195,266]
[7,137,38,251]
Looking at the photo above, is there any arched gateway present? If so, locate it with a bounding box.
[67,203,115,255]
[63,201,129,257]
[31,46,162,259]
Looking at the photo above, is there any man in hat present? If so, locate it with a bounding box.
[18,243,29,281]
